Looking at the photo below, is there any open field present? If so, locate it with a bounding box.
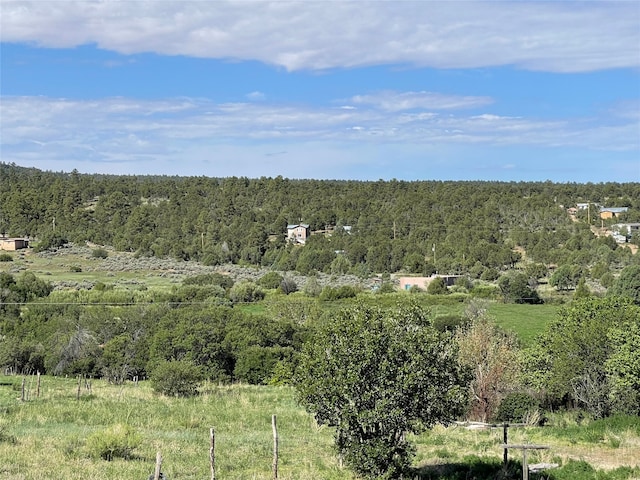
[0,247,190,291]
[0,376,638,480]
[489,304,560,346]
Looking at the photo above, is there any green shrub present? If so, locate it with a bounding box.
[427,277,448,295]
[0,253,12,262]
[91,248,108,259]
[258,271,284,289]
[174,284,226,302]
[69,265,82,272]
[234,346,295,385]
[303,276,322,297]
[319,285,359,301]
[494,392,539,423]
[377,282,396,294]
[150,360,203,397]
[229,281,265,303]
[279,276,298,295]
[433,314,467,332]
[470,284,500,299]
[480,268,500,281]
[92,281,112,291]
[86,423,141,461]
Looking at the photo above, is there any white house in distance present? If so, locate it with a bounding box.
[611,223,640,242]
[286,224,310,244]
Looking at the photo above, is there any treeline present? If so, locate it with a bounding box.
[1,163,639,280]
[0,270,311,385]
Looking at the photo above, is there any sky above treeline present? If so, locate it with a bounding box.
[1,1,639,182]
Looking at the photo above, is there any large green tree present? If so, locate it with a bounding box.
[295,303,468,479]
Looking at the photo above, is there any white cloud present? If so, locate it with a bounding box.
[352,91,493,111]
[1,1,638,73]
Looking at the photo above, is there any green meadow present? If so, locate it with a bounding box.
[0,376,638,480]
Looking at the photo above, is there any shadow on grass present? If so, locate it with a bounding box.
[412,457,525,480]
[412,458,640,480]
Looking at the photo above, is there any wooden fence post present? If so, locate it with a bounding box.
[76,375,82,400]
[272,414,278,480]
[503,423,508,466]
[36,371,41,398]
[153,451,162,480]
[21,377,26,402]
[210,427,215,480]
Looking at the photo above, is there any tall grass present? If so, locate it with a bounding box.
[0,377,341,479]
[1,376,638,480]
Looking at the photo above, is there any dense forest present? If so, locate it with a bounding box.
[1,162,639,281]
[1,162,640,427]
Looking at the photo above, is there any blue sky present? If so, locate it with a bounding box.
[1,1,639,182]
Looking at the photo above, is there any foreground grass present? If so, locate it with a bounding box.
[0,377,339,480]
[1,376,638,480]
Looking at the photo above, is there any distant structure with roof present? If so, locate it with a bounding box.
[286,224,310,244]
[0,237,29,251]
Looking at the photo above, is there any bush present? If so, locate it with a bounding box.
[150,360,203,397]
[494,392,540,423]
[470,284,500,299]
[454,276,473,291]
[0,253,12,262]
[174,284,226,302]
[257,271,284,289]
[279,276,298,295]
[86,423,141,461]
[377,282,396,294]
[229,281,265,303]
[303,276,322,297]
[600,272,615,288]
[234,346,294,385]
[480,268,500,281]
[91,248,108,259]
[319,285,359,301]
[433,314,467,332]
[427,277,448,295]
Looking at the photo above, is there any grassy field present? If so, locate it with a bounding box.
[489,303,559,346]
[0,376,638,480]
[0,247,188,290]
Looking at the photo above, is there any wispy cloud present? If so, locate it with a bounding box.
[1,94,636,173]
[2,1,638,73]
[246,91,266,101]
[351,91,493,111]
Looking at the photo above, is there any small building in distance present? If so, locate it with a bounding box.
[286,224,310,245]
[397,275,461,291]
[599,206,628,219]
[611,223,640,241]
[0,237,29,251]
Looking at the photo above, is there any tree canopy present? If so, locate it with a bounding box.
[295,303,468,478]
